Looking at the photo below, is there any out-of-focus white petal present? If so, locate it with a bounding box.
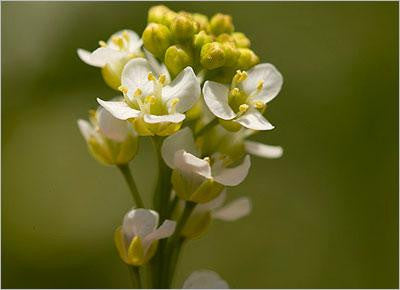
[203,81,235,120]
[214,155,251,186]
[241,63,283,104]
[121,58,154,97]
[77,119,94,141]
[91,47,126,66]
[97,107,129,142]
[174,150,212,179]
[97,98,140,120]
[162,67,200,113]
[143,219,176,249]
[107,29,142,53]
[122,209,159,241]
[143,113,185,124]
[212,197,252,221]
[234,108,274,131]
[77,49,104,67]
[197,190,227,212]
[144,48,171,83]
[183,270,229,289]
[244,141,283,159]
[161,127,199,169]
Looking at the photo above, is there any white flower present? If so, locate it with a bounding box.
[114,208,176,266]
[77,29,142,68]
[97,58,200,136]
[203,63,283,131]
[183,270,229,289]
[161,127,251,203]
[77,106,138,165]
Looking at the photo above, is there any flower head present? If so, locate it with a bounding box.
[98,58,200,136]
[77,30,143,89]
[161,127,251,203]
[114,209,176,266]
[203,63,283,131]
[77,106,138,165]
[183,270,229,289]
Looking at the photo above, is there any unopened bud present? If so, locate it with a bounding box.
[200,42,226,70]
[171,14,197,41]
[221,42,240,67]
[192,13,209,31]
[209,13,234,35]
[236,48,260,70]
[193,31,213,50]
[147,5,176,27]
[216,33,235,43]
[164,45,193,77]
[232,32,251,48]
[142,23,172,58]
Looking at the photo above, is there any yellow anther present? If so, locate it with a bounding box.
[158,74,166,85]
[257,80,264,91]
[203,157,211,163]
[254,101,265,109]
[239,103,249,113]
[147,72,156,81]
[112,36,124,48]
[122,30,130,41]
[231,88,240,97]
[98,40,107,47]
[145,95,156,104]
[233,70,248,84]
[118,85,128,94]
[134,88,142,97]
[170,98,180,106]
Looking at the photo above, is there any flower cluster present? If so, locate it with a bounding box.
[77,5,283,288]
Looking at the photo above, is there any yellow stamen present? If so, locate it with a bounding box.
[158,74,166,85]
[145,95,156,105]
[134,88,142,97]
[239,103,249,113]
[257,80,264,91]
[231,88,240,97]
[254,101,265,109]
[112,36,124,48]
[147,72,156,81]
[98,40,107,47]
[118,85,128,94]
[122,30,130,41]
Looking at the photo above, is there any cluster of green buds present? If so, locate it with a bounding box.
[143,5,259,82]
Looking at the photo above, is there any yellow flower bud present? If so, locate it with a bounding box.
[236,48,260,70]
[209,13,234,35]
[164,45,194,77]
[142,23,172,58]
[171,14,197,41]
[216,33,235,43]
[200,42,226,70]
[221,42,240,67]
[232,32,251,48]
[193,31,213,51]
[192,13,209,31]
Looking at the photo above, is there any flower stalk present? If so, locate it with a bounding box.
[117,164,145,208]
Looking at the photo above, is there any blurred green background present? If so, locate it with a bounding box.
[2,2,398,288]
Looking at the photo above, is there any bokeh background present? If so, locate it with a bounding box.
[2,2,398,288]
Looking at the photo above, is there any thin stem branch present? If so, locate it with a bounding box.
[118,164,145,208]
[129,266,142,289]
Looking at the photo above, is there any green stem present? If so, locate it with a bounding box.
[129,266,142,289]
[118,164,145,208]
[194,118,218,137]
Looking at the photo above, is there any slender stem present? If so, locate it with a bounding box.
[167,237,185,288]
[118,164,145,208]
[129,266,142,289]
[194,118,218,137]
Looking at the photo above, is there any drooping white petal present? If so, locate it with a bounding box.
[214,155,251,186]
[162,67,200,113]
[107,29,142,53]
[144,48,171,83]
[143,219,176,250]
[161,127,199,169]
[143,113,185,124]
[97,98,140,120]
[197,190,227,212]
[77,49,104,67]
[121,58,154,98]
[174,150,212,179]
[183,270,229,289]
[203,81,236,120]
[212,197,252,221]
[234,108,274,131]
[122,209,159,241]
[97,107,129,142]
[91,47,126,66]
[241,63,283,104]
[244,141,283,159]
[77,119,94,141]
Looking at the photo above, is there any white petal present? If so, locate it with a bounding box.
[144,48,171,83]
[212,197,252,221]
[183,270,229,289]
[214,155,251,186]
[143,113,185,124]
[203,81,236,120]
[234,108,274,131]
[162,67,200,113]
[121,58,154,98]
[197,190,227,211]
[174,150,212,179]
[91,47,126,66]
[122,209,159,241]
[161,127,199,169]
[241,63,283,104]
[144,220,176,244]
[97,107,129,142]
[97,98,140,120]
[107,29,142,53]
[77,119,94,141]
[77,49,104,67]
[244,141,283,159]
